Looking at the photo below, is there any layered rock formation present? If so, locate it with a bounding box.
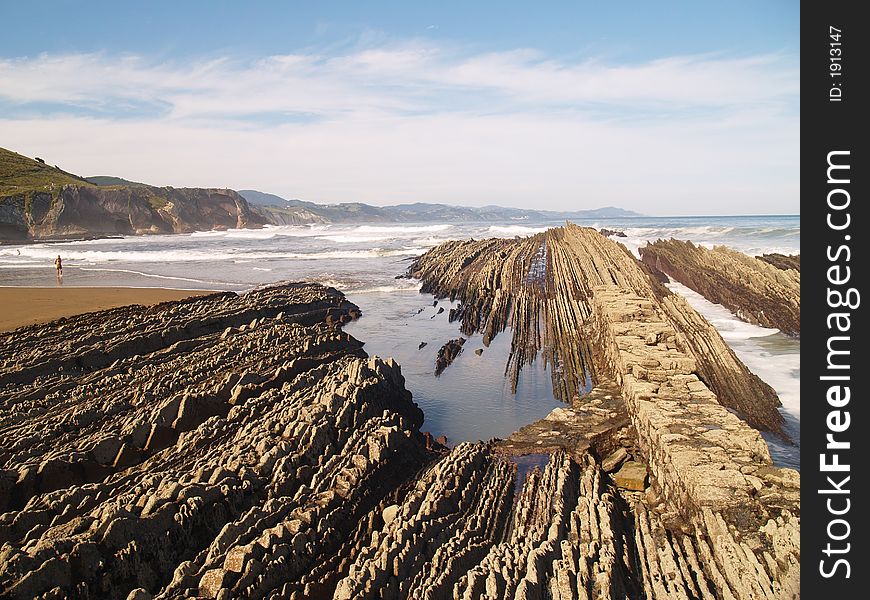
[404,225,800,597]
[590,286,799,599]
[639,240,800,337]
[758,252,801,273]
[434,338,466,376]
[0,185,267,240]
[409,224,785,434]
[336,443,798,600]
[497,380,630,460]
[0,278,799,598]
[0,284,433,598]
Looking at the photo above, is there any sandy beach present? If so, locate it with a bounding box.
[0,286,217,332]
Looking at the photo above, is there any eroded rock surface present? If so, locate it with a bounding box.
[640,239,800,337]
[497,379,629,460]
[434,337,466,376]
[409,224,784,434]
[0,284,433,599]
[1,185,268,240]
[402,226,800,597]
[336,443,798,600]
[1,272,799,598]
[758,252,801,273]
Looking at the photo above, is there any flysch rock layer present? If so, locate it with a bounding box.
[0,284,435,599]
[0,278,799,599]
[496,379,631,461]
[409,223,785,434]
[335,443,798,600]
[639,240,800,337]
[591,286,799,598]
[406,225,799,597]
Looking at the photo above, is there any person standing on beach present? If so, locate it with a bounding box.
[54,255,63,277]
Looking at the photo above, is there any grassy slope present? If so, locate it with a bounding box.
[0,148,176,212]
[86,175,148,187]
[0,147,93,198]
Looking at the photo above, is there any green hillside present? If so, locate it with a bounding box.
[86,175,148,187]
[0,147,92,198]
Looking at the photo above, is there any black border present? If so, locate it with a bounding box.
[802,2,866,595]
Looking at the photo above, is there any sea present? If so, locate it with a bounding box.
[0,214,800,468]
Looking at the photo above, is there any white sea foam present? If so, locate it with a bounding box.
[191,224,332,239]
[349,281,423,294]
[1,246,423,264]
[353,224,452,233]
[316,279,347,290]
[666,282,780,339]
[616,223,800,260]
[316,234,394,244]
[666,281,800,428]
[487,225,548,236]
[76,267,227,286]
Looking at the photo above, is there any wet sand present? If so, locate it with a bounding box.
[0,286,217,331]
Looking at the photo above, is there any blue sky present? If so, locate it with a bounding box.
[0,1,799,215]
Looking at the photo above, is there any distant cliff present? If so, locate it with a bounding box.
[1,148,267,241]
[0,185,267,241]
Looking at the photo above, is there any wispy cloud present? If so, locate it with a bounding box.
[0,43,798,214]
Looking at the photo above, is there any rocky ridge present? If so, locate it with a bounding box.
[1,269,799,597]
[758,253,801,273]
[0,284,433,598]
[406,226,799,597]
[639,240,800,337]
[409,224,785,434]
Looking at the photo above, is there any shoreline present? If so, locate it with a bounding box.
[0,286,218,332]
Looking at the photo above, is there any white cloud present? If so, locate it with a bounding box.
[0,43,798,214]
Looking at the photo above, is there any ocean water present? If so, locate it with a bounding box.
[0,214,799,467]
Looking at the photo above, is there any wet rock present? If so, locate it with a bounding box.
[434,338,466,376]
[758,252,801,272]
[599,228,627,237]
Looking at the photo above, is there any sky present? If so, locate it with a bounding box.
[0,1,799,215]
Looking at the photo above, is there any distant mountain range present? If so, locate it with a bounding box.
[238,189,644,225]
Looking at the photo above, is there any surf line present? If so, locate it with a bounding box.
[818,149,858,580]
